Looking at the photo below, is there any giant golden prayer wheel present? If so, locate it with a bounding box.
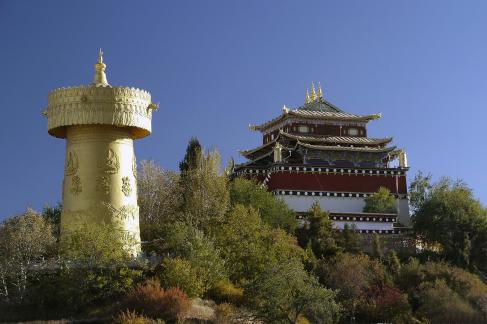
[44,50,157,255]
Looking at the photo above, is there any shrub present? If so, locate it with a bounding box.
[363,187,397,213]
[230,177,297,232]
[206,280,244,305]
[114,309,158,324]
[157,258,204,297]
[122,278,190,321]
[214,303,236,323]
[416,279,483,322]
[160,288,192,322]
[159,223,227,294]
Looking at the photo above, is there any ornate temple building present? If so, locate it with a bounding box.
[44,50,158,254]
[234,83,409,234]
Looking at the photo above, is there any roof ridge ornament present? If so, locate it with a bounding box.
[304,82,324,105]
[305,89,312,104]
[92,48,110,87]
[311,82,318,101]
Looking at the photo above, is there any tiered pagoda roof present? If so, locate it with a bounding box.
[239,83,403,169]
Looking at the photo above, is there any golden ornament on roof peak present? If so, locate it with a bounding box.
[318,82,323,99]
[311,82,318,101]
[92,48,109,87]
[305,89,312,104]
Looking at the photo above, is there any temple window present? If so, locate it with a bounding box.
[298,125,309,133]
[348,128,359,136]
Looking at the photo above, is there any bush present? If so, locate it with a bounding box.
[114,309,159,324]
[123,278,191,321]
[230,177,297,232]
[214,303,236,323]
[206,280,244,305]
[157,258,205,298]
[161,288,192,322]
[363,187,397,213]
[397,260,487,318]
[158,223,227,294]
[416,279,483,322]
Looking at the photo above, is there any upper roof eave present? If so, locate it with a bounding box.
[249,110,381,132]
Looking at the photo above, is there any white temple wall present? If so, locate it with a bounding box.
[279,194,410,226]
[334,221,394,231]
[280,195,366,213]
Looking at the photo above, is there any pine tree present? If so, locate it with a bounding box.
[372,233,384,259]
[308,202,341,258]
[179,137,202,172]
[340,223,361,253]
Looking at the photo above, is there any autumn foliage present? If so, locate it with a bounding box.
[122,278,191,321]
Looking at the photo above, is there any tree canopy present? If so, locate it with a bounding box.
[411,175,487,271]
[363,187,397,213]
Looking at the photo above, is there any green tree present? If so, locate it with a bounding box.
[321,253,391,321]
[179,137,202,173]
[249,260,341,324]
[307,202,341,258]
[409,171,432,213]
[158,258,204,298]
[179,141,230,233]
[396,260,487,318]
[0,209,56,304]
[158,222,226,294]
[384,250,401,277]
[230,177,296,232]
[339,223,360,253]
[215,205,303,284]
[41,203,62,239]
[412,177,487,271]
[363,187,397,213]
[416,279,483,323]
[371,233,384,259]
[137,160,182,245]
[48,223,143,313]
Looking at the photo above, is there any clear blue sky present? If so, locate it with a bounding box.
[0,0,486,218]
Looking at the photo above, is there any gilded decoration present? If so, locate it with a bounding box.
[70,175,82,195]
[64,151,79,176]
[96,175,110,195]
[98,149,120,174]
[132,155,137,178]
[44,85,155,139]
[99,201,138,222]
[122,176,132,197]
[62,202,139,226]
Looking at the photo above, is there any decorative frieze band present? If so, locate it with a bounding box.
[236,165,406,177]
[331,215,395,223]
[273,189,408,199]
[335,229,405,234]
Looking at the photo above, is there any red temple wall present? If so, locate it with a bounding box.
[263,123,367,143]
[266,172,407,194]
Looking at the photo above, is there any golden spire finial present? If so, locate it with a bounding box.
[98,48,104,64]
[92,48,109,87]
[305,89,311,104]
[318,82,323,99]
[311,82,318,101]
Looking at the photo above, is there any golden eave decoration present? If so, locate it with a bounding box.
[43,50,158,139]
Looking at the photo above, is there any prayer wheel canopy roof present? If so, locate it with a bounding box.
[44,50,158,139]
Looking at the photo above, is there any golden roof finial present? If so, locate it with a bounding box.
[311,82,318,101]
[318,82,323,99]
[92,48,109,87]
[98,48,104,64]
[305,89,311,104]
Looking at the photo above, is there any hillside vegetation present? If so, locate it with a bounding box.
[1,138,487,323]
